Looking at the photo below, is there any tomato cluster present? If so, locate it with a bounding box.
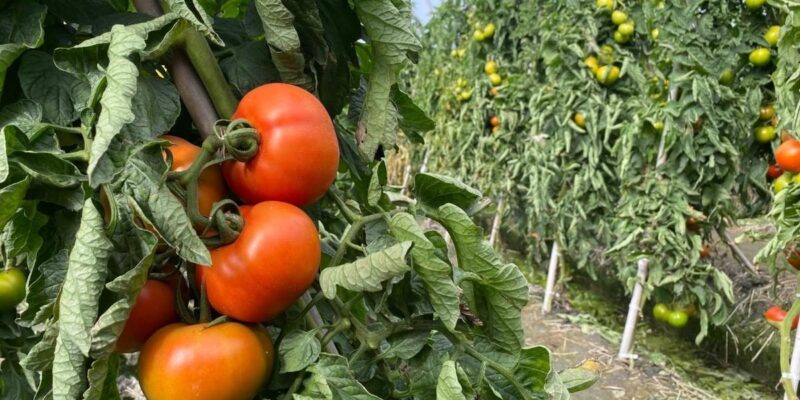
[652,303,693,329]
[113,83,337,399]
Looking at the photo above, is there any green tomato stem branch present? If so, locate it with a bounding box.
[440,328,533,400]
[182,28,238,119]
[327,191,360,224]
[326,213,386,268]
[780,273,800,400]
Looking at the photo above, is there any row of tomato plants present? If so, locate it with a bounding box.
[411,0,783,344]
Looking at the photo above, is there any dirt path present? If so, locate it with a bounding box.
[522,284,776,400]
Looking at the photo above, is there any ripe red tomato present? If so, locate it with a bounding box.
[686,217,700,232]
[139,322,274,400]
[788,251,800,270]
[163,135,227,217]
[767,164,783,180]
[115,280,178,353]
[764,306,799,330]
[699,244,710,258]
[198,201,321,322]
[776,140,800,173]
[222,83,340,207]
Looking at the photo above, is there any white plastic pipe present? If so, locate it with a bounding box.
[618,258,649,360]
[541,242,560,314]
[785,327,800,399]
[420,149,430,174]
[489,198,504,247]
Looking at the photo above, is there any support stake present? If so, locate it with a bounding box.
[489,197,505,248]
[618,258,649,360]
[541,242,560,314]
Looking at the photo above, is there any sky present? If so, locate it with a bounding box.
[413,0,441,25]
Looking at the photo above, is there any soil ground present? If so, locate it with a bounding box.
[522,282,779,400]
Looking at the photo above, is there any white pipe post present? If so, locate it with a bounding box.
[541,242,560,314]
[618,258,649,360]
[419,149,430,174]
[489,197,504,247]
[401,164,412,195]
[784,327,800,400]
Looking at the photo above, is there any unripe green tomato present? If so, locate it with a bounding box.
[792,174,800,185]
[596,0,614,10]
[618,22,635,36]
[0,268,26,311]
[719,68,735,85]
[755,126,776,143]
[653,121,664,132]
[473,30,485,42]
[749,47,771,66]
[745,0,766,10]
[611,10,628,25]
[613,30,630,44]
[667,310,689,328]
[595,65,620,85]
[650,28,660,40]
[774,173,793,193]
[483,23,496,38]
[765,25,780,47]
[653,303,670,321]
[488,73,502,86]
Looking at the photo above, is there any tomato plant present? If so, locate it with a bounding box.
[0,1,590,398]
[413,0,777,347]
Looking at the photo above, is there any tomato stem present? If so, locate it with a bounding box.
[780,273,800,399]
[327,213,387,268]
[198,280,211,324]
[327,191,360,224]
[441,329,534,400]
[182,28,238,119]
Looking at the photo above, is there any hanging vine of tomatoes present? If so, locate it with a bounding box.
[412,0,778,342]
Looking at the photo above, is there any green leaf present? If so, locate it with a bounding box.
[388,213,460,330]
[354,0,421,158]
[379,330,429,360]
[90,225,157,357]
[414,173,482,210]
[17,51,81,125]
[515,346,552,392]
[0,1,47,95]
[432,204,528,349]
[86,25,146,187]
[20,250,68,326]
[0,177,29,231]
[164,0,223,46]
[10,152,85,188]
[53,200,113,399]
[219,41,279,97]
[295,353,381,400]
[320,241,412,299]
[279,330,321,373]
[436,360,466,400]
[82,354,120,400]
[113,145,211,265]
[254,0,312,89]
[558,361,600,393]
[2,203,47,267]
[21,320,58,371]
[392,86,433,144]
